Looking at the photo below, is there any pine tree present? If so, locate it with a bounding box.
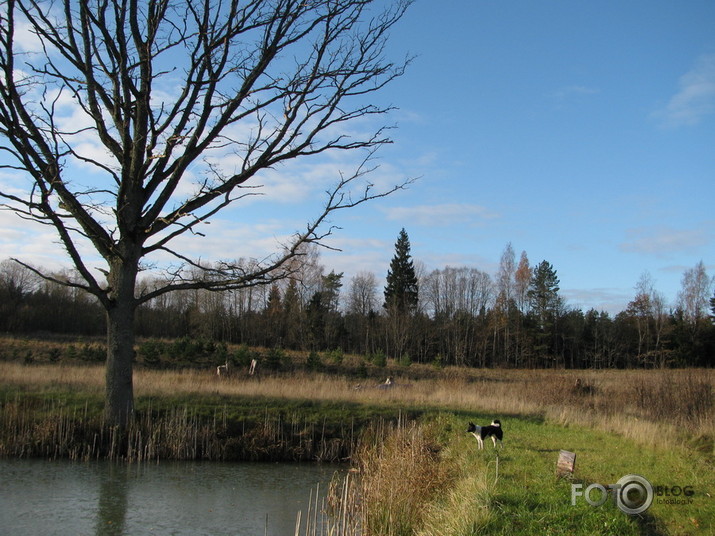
[322,271,344,313]
[527,260,562,365]
[384,228,419,314]
[527,260,562,330]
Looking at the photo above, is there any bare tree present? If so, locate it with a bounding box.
[628,271,655,358]
[677,261,711,326]
[347,270,377,316]
[495,242,515,365]
[0,258,40,330]
[423,266,492,319]
[0,0,412,425]
[514,250,530,314]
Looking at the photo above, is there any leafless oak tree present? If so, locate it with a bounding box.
[0,0,413,425]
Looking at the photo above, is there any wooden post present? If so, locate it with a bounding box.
[556,450,576,477]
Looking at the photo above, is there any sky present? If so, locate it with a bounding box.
[1,0,714,315]
[324,0,715,314]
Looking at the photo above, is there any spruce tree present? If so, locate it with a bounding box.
[384,228,419,314]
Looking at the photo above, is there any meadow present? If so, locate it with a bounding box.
[0,338,713,535]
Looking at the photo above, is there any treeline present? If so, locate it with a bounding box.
[1,240,713,368]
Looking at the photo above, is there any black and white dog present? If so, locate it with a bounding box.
[467,420,503,449]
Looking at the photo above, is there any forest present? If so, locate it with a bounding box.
[1,231,713,369]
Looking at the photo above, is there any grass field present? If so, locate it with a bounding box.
[0,348,713,535]
[315,413,713,536]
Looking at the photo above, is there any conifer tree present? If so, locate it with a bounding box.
[527,260,562,330]
[384,228,419,314]
[322,271,344,313]
[527,260,562,365]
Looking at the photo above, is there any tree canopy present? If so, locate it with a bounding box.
[0,0,413,424]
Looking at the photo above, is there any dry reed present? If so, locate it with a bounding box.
[1,362,712,454]
[296,417,454,536]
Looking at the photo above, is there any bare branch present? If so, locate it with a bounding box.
[138,149,414,305]
[1,0,413,302]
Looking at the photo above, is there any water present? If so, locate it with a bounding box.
[0,459,339,536]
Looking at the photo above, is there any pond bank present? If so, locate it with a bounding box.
[0,388,420,462]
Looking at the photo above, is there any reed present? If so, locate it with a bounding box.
[296,417,454,536]
[0,362,715,459]
[1,362,711,452]
[297,472,362,536]
[0,393,360,462]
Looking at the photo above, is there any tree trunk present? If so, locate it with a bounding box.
[104,258,139,427]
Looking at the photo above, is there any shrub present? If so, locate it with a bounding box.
[265,347,285,371]
[399,352,412,367]
[80,343,105,362]
[170,337,190,358]
[233,344,252,367]
[326,348,343,364]
[47,347,62,363]
[370,351,387,368]
[213,341,228,362]
[139,340,163,365]
[431,354,444,369]
[306,351,322,371]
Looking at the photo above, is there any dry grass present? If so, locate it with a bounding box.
[353,418,453,536]
[299,417,456,536]
[1,362,712,453]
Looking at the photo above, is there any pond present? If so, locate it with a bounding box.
[0,459,340,535]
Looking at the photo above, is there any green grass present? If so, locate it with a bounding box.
[2,361,712,534]
[415,413,713,536]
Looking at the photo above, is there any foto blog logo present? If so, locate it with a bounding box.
[571,474,653,515]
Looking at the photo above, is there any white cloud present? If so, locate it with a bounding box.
[323,249,391,282]
[562,287,631,315]
[0,210,75,270]
[13,19,44,53]
[620,224,713,257]
[381,203,499,226]
[654,53,715,128]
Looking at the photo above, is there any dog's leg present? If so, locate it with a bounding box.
[471,432,484,449]
[491,436,497,448]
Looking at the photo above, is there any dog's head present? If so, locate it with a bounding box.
[466,422,478,434]
[491,419,501,427]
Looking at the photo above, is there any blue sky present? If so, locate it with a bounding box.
[1,0,713,315]
[322,0,715,313]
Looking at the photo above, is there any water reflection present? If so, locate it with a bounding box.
[96,463,128,536]
[0,459,337,536]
